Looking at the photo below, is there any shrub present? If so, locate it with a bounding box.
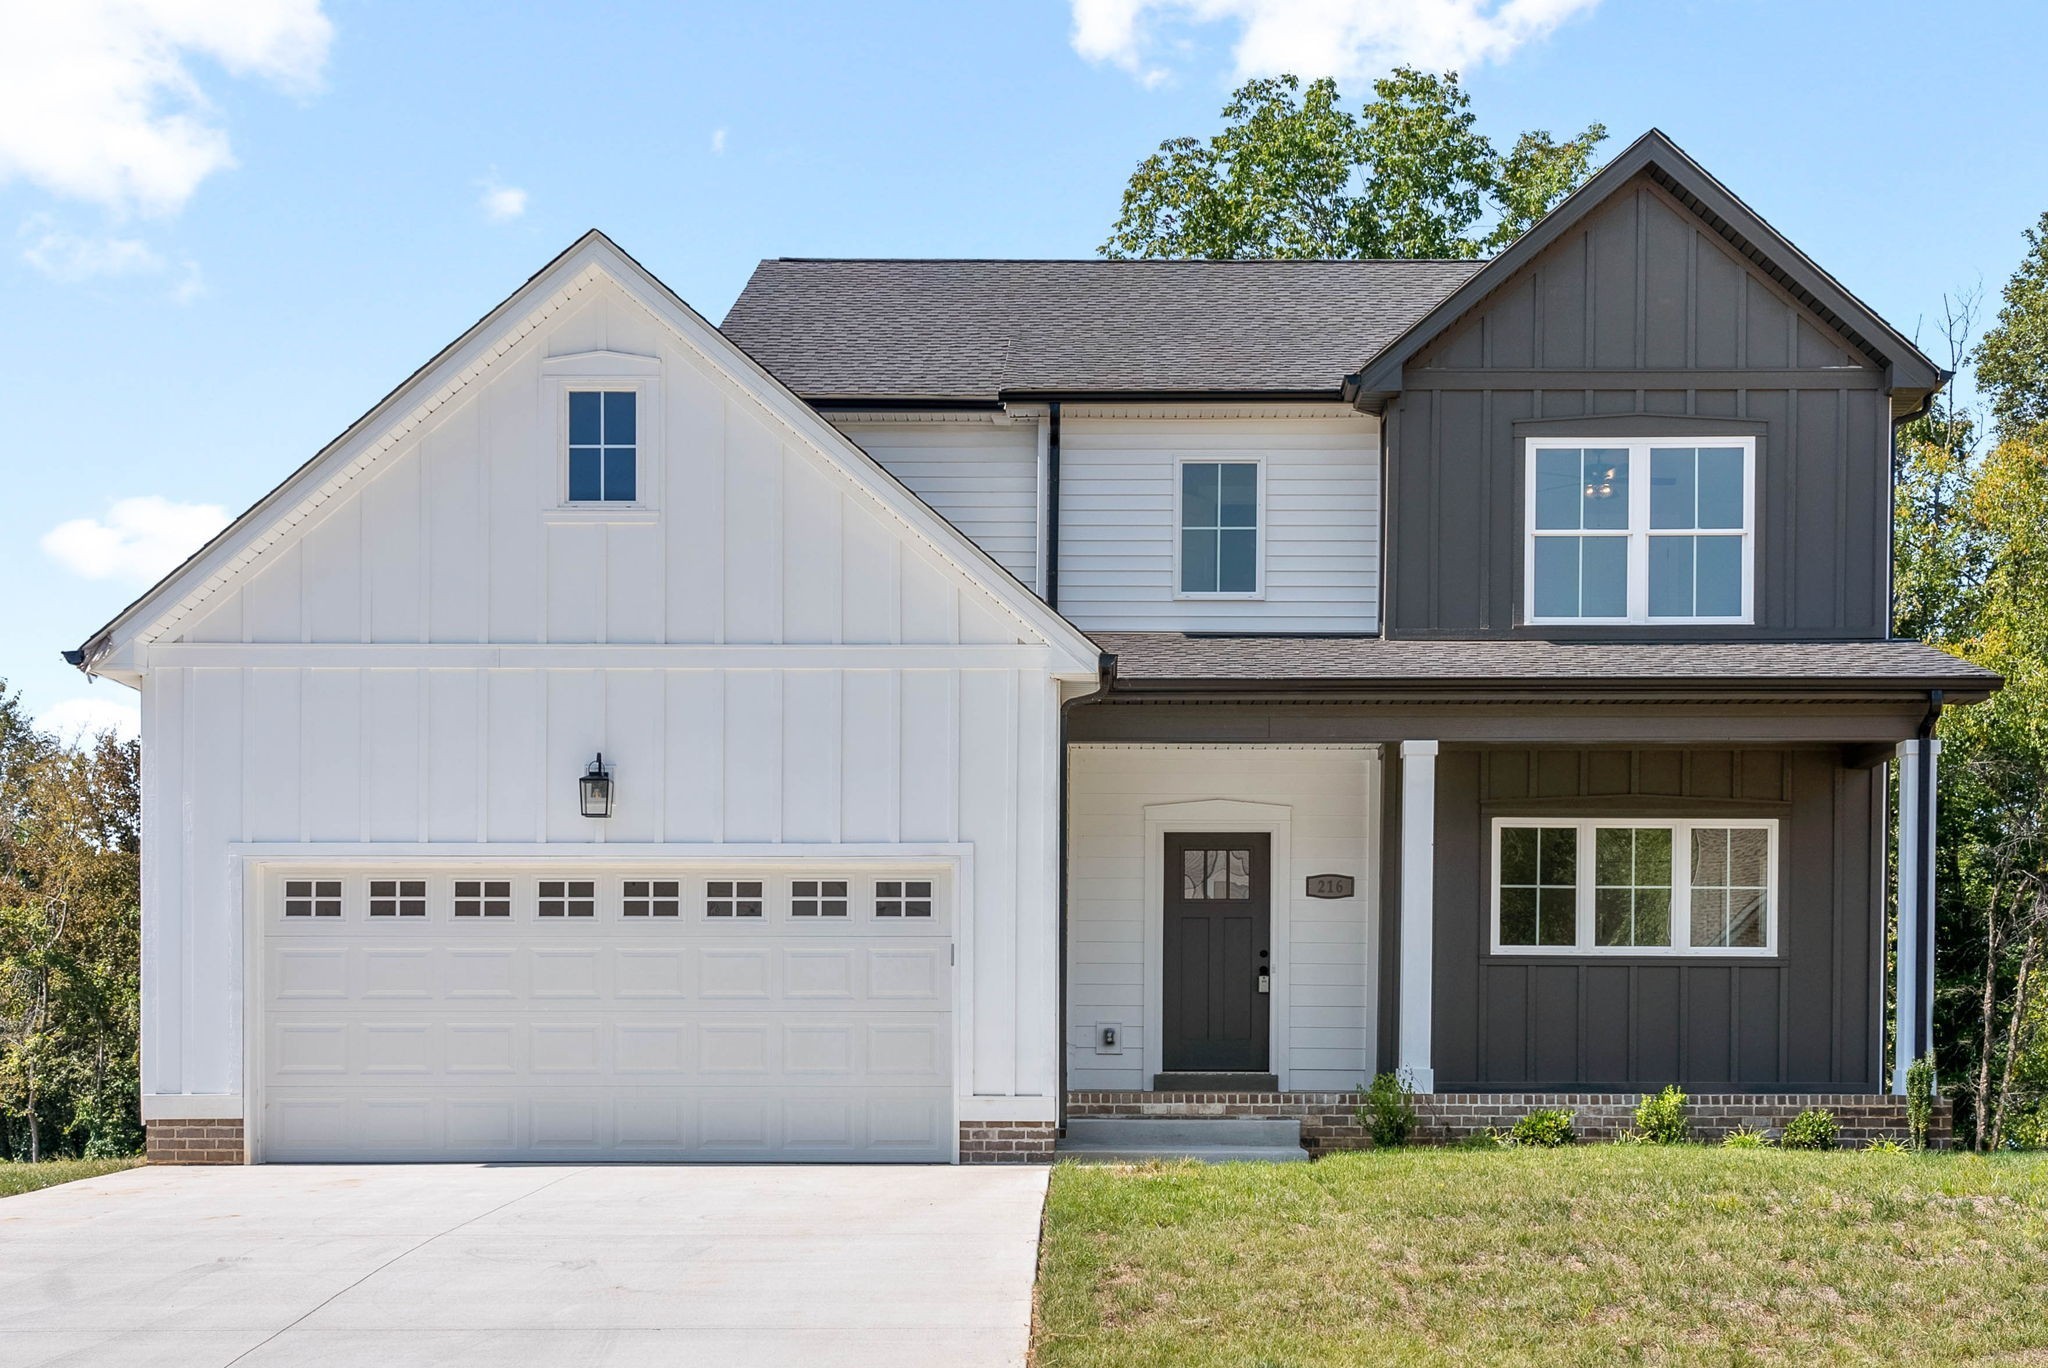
[1906,1053,1937,1150]
[1864,1137,1908,1154]
[1720,1125,1772,1149]
[1509,1108,1577,1148]
[1354,1071,1419,1148]
[1633,1085,1691,1144]
[1782,1108,1840,1151]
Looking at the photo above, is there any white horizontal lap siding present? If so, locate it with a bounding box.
[1058,412,1380,633]
[1065,745,1373,1092]
[832,419,1040,593]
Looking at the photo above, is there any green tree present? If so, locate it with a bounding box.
[1101,69,1605,261]
[1975,212,2048,440]
[0,685,141,1160]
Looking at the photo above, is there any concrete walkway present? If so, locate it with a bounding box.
[0,1163,1049,1367]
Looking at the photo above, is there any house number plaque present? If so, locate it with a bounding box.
[1305,874,1355,899]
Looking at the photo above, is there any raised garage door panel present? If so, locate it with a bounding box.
[260,870,954,1161]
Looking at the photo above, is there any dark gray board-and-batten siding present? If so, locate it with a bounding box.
[1383,174,1892,641]
[1378,746,1883,1092]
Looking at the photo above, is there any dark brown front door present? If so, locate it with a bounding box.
[1162,833,1271,1073]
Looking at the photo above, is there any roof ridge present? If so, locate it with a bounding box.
[761,256,1491,266]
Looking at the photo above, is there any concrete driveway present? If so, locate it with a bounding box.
[0,1163,1049,1367]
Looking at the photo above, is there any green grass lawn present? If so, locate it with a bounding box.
[0,1158,141,1199]
[1034,1148,2048,1367]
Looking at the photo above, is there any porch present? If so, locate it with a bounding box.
[1058,722,1950,1111]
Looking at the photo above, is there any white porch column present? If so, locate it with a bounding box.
[1398,740,1439,1093]
[1893,737,1941,1094]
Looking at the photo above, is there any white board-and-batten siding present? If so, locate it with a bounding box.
[1065,745,1378,1092]
[1057,407,1381,633]
[133,267,1081,1125]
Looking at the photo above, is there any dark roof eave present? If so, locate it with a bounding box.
[1102,674,2002,703]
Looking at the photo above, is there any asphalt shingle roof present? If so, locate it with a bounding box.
[1090,633,2001,694]
[719,258,1483,402]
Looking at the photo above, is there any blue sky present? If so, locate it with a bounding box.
[5,0,2045,737]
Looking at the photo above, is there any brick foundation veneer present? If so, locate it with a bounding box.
[960,1121,1057,1163]
[144,1119,245,1164]
[1065,1092,1950,1153]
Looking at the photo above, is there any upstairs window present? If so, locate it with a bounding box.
[1178,460,1260,596]
[1526,439,1753,624]
[567,390,637,503]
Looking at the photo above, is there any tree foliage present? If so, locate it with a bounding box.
[1897,262,2048,1147]
[0,684,141,1160]
[1101,70,1606,261]
[1975,212,2048,440]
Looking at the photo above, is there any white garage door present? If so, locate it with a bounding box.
[258,865,954,1162]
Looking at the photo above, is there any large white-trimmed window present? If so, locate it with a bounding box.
[1525,437,1755,624]
[1176,459,1262,597]
[1491,818,1777,955]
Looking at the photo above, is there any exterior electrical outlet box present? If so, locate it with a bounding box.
[1097,1024,1121,1054]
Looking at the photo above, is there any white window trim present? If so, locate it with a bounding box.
[1522,436,1756,626]
[1488,816,1779,957]
[1172,455,1266,600]
[540,367,662,516]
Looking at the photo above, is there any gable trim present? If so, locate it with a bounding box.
[1344,129,1943,412]
[73,232,1101,679]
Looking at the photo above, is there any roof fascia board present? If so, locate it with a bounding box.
[1348,129,1942,403]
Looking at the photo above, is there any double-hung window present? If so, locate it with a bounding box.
[567,390,638,503]
[1526,438,1754,624]
[1492,818,1776,955]
[1177,460,1260,596]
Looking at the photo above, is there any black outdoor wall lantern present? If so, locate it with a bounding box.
[579,753,614,819]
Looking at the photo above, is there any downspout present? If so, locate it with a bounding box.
[1056,650,1116,1134]
[1914,689,1943,1066]
[1044,401,1062,610]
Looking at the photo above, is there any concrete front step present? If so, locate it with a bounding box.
[1056,1115,1309,1163]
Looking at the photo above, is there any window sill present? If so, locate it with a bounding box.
[1173,591,1267,602]
[544,506,660,526]
[1487,949,1779,961]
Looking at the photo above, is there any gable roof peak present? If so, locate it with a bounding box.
[1346,127,1944,411]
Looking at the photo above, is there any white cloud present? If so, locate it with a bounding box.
[38,697,140,744]
[18,217,163,280]
[18,215,205,302]
[710,127,728,155]
[0,0,333,218]
[479,179,527,222]
[42,496,231,586]
[1071,0,1600,84]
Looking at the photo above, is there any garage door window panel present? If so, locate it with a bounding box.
[707,881,764,918]
[792,880,850,918]
[539,879,597,918]
[284,879,344,919]
[455,879,514,918]
[369,879,428,919]
[624,879,681,917]
[875,880,933,918]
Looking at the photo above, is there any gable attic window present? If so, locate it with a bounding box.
[567,391,637,502]
[1525,438,1755,625]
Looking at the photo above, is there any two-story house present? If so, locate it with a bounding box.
[72,131,1997,1164]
